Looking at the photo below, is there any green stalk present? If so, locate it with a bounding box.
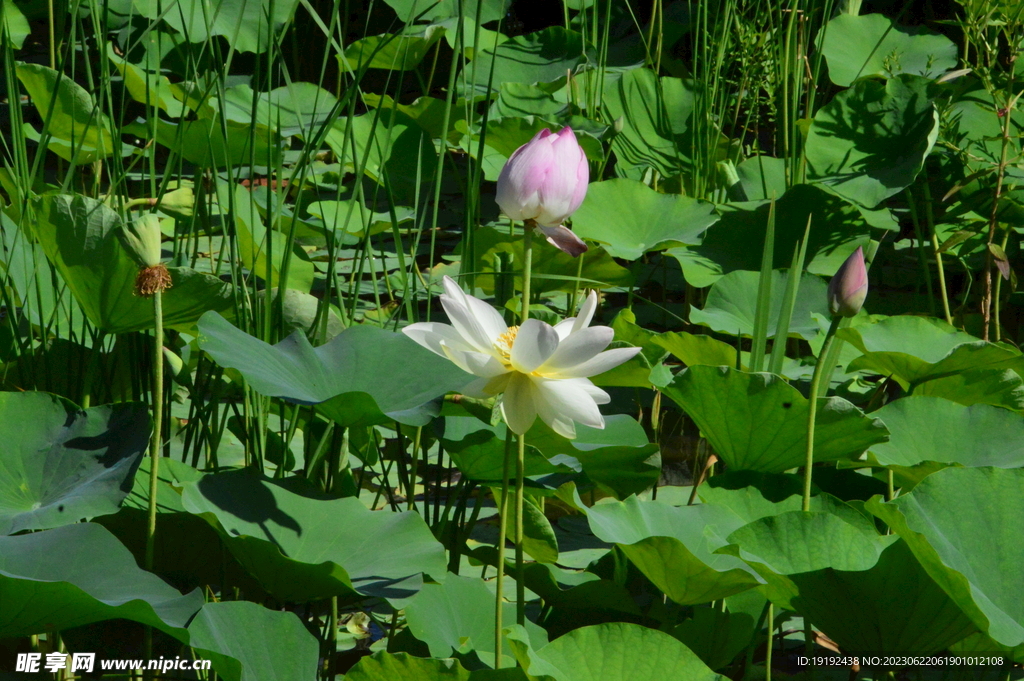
[143,287,164,679]
[803,314,841,511]
[514,224,534,627]
[514,434,526,627]
[921,179,953,325]
[494,431,513,668]
[145,288,164,570]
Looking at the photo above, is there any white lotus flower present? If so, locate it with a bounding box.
[403,276,641,439]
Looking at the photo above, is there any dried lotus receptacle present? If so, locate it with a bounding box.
[134,264,173,297]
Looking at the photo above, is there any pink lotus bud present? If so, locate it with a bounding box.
[495,126,589,229]
[828,246,868,317]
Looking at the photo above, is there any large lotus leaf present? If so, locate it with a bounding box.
[343,25,446,71]
[671,607,756,671]
[470,226,633,296]
[654,332,741,370]
[726,509,897,576]
[197,311,471,426]
[911,367,1024,410]
[805,74,938,208]
[383,0,508,24]
[491,82,570,120]
[506,622,722,681]
[867,396,1024,487]
[820,13,958,87]
[946,89,1024,172]
[952,632,1024,662]
[586,496,762,605]
[306,197,414,239]
[361,94,456,140]
[0,523,203,638]
[525,416,660,498]
[461,27,588,95]
[3,2,30,49]
[735,156,787,201]
[0,392,149,535]
[602,69,694,179]
[187,601,320,681]
[662,366,888,473]
[571,179,717,260]
[217,183,314,292]
[689,270,830,341]
[441,417,573,481]
[346,653,473,681]
[868,467,1024,647]
[211,82,340,137]
[326,108,436,201]
[33,193,235,334]
[180,469,447,602]
[763,539,976,655]
[838,316,1024,390]
[106,43,187,118]
[95,459,269,599]
[132,0,299,53]
[667,184,887,288]
[404,574,549,668]
[152,117,283,168]
[0,224,79,330]
[442,16,509,60]
[15,63,123,164]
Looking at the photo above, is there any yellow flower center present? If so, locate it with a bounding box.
[494,326,519,363]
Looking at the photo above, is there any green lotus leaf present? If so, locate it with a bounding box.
[602,68,694,179]
[197,311,472,426]
[404,574,549,668]
[688,270,830,341]
[662,366,888,473]
[0,523,203,638]
[820,13,958,87]
[0,392,149,535]
[867,396,1024,487]
[805,74,938,208]
[505,622,723,681]
[867,467,1024,647]
[188,601,320,681]
[668,184,887,288]
[587,496,762,605]
[133,0,299,53]
[33,193,236,334]
[838,316,1024,395]
[571,179,717,260]
[180,469,447,602]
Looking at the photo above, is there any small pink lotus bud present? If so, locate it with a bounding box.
[495,126,589,229]
[828,246,868,317]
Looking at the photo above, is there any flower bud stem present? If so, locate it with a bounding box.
[803,314,842,511]
[515,223,533,626]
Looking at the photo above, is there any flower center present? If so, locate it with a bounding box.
[494,326,519,362]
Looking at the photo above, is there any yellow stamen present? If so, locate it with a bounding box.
[494,326,519,362]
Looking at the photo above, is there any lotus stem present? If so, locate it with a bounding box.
[515,224,534,627]
[803,315,841,511]
[143,287,164,681]
[145,287,164,570]
[515,433,526,627]
[494,431,512,668]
